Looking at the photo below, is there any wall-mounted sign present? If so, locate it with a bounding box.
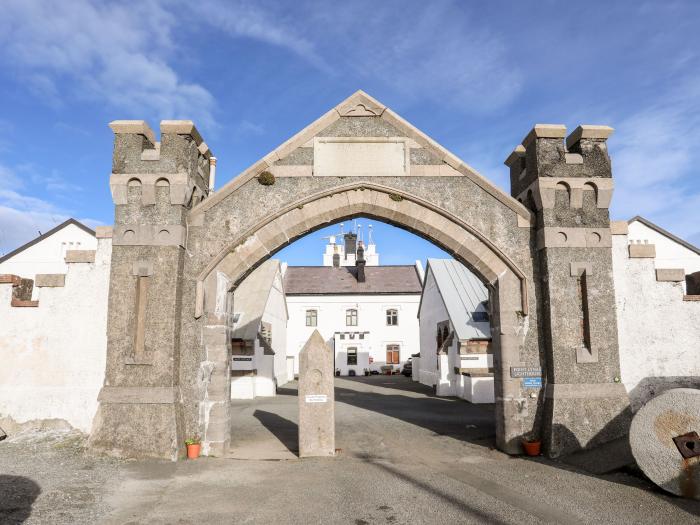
[232,357,253,362]
[461,356,480,361]
[522,377,542,388]
[305,394,328,403]
[510,366,542,378]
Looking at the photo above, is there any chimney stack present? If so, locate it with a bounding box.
[356,241,366,283]
[332,245,340,268]
[344,233,357,261]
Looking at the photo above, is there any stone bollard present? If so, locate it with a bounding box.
[630,388,700,499]
[298,330,335,458]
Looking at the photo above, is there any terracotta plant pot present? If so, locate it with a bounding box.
[522,440,541,456]
[186,443,201,459]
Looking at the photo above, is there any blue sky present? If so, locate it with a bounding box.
[0,0,699,262]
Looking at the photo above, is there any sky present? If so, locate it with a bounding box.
[0,0,699,263]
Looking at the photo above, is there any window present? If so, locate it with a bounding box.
[386,345,400,364]
[472,311,489,323]
[347,347,357,365]
[305,309,317,327]
[386,309,398,326]
[346,308,358,326]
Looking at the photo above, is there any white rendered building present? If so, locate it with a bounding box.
[0,218,97,281]
[416,259,493,403]
[627,216,700,293]
[230,260,289,399]
[284,241,422,376]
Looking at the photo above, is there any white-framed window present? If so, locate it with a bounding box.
[347,347,358,365]
[346,308,358,326]
[305,309,317,327]
[386,308,398,326]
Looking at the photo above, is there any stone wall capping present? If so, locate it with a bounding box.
[504,145,526,167]
[35,274,66,287]
[11,298,39,307]
[628,243,656,258]
[95,226,113,239]
[610,221,629,235]
[0,274,20,285]
[683,295,700,301]
[566,125,614,149]
[109,120,156,146]
[521,124,567,147]
[655,268,685,282]
[160,120,204,147]
[65,249,96,263]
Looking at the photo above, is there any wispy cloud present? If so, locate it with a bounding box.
[610,68,700,244]
[0,0,216,127]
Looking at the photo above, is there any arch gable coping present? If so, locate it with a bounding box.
[190,90,533,223]
[194,182,528,318]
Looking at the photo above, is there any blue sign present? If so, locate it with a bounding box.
[522,377,542,388]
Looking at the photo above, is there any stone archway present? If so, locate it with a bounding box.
[194,182,530,455]
[90,92,631,461]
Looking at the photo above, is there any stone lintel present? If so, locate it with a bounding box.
[112,224,186,247]
[628,243,656,258]
[522,124,567,147]
[109,120,156,146]
[0,274,20,285]
[97,386,178,404]
[610,221,629,235]
[65,250,96,263]
[655,268,685,282]
[11,298,39,307]
[566,125,614,150]
[683,295,700,301]
[545,382,627,399]
[537,227,611,250]
[35,274,66,287]
[570,262,593,277]
[95,226,113,239]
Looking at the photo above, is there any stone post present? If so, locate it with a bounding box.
[508,124,631,457]
[88,120,213,460]
[298,330,335,457]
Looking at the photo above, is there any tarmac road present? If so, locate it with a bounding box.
[2,375,699,524]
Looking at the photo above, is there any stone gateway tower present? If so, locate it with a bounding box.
[90,91,630,460]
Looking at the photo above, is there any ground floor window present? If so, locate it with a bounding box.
[386,344,400,364]
[347,347,358,365]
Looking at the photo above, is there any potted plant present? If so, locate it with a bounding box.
[185,436,201,459]
[522,434,541,457]
[335,368,341,377]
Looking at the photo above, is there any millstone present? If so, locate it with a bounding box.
[629,388,700,499]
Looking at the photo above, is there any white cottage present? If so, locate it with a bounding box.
[284,239,422,376]
[230,260,289,399]
[416,259,493,403]
[0,218,97,281]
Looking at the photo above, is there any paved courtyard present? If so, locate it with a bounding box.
[1,376,698,524]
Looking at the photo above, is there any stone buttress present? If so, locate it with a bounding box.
[507,124,631,457]
[88,120,213,459]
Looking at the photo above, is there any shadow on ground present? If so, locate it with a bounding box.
[253,410,299,455]
[0,475,41,524]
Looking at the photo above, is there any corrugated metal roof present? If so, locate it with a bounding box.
[422,259,491,340]
[284,265,422,295]
[232,260,282,341]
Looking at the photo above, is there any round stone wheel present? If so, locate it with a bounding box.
[629,388,700,499]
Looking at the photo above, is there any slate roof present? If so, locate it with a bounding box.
[0,218,95,263]
[419,259,491,340]
[284,265,422,295]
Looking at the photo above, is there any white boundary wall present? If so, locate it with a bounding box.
[612,233,700,411]
[0,238,111,432]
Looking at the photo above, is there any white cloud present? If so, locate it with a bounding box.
[609,70,700,245]
[0,0,215,127]
[196,0,521,113]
